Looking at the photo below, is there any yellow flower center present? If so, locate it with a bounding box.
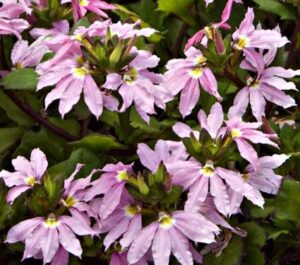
[204,26,213,39]
[231,128,242,138]
[80,0,88,6]
[73,67,88,79]
[124,68,138,84]
[242,173,251,181]
[43,215,60,228]
[247,77,260,89]
[15,62,23,69]
[62,195,77,208]
[124,204,140,217]
[235,36,249,50]
[189,67,203,78]
[116,170,129,182]
[159,213,175,229]
[200,162,215,177]
[25,176,37,187]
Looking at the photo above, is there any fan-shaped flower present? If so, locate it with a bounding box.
[103,48,172,122]
[232,8,288,51]
[5,212,95,264]
[128,211,219,265]
[85,162,133,219]
[229,49,298,121]
[163,47,222,117]
[0,148,48,204]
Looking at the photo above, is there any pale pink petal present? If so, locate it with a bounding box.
[152,228,171,265]
[184,177,209,212]
[128,223,158,264]
[104,218,129,250]
[6,217,43,243]
[41,227,59,263]
[120,215,142,249]
[210,176,230,215]
[6,185,31,204]
[249,89,266,121]
[83,75,103,119]
[169,227,193,265]
[179,79,200,117]
[51,246,69,265]
[58,223,82,257]
[30,148,48,179]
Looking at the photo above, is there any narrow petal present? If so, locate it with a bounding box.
[120,215,142,249]
[83,75,103,119]
[58,223,82,257]
[169,227,193,265]
[30,148,48,179]
[6,217,43,243]
[184,177,209,212]
[51,246,69,265]
[100,183,125,219]
[104,218,129,250]
[128,223,158,264]
[210,176,230,215]
[152,228,171,265]
[179,79,200,118]
[6,185,31,204]
[41,227,59,263]
[249,89,266,121]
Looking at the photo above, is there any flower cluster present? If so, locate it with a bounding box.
[0,0,298,264]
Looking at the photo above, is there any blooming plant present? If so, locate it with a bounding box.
[0,0,299,264]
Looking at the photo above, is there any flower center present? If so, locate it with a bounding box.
[80,0,88,6]
[235,36,249,50]
[15,62,23,69]
[124,204,140,217]
[231,128,242,138]
[72,67,88,79]
[43,215,60,228]
[123,68,138,84]
[247,77,260,89]
[116,170,129,182]
[159,212,175,229]
[25,176,37,187]
[200,161,215,177]
[204,26,213,39]
[189,67,203,78]
[61,195,77,208]
[242,173,251,181]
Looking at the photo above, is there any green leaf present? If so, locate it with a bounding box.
[240,222,266,248]
[157,0,195,25]
[275,179,300,224]
[1,68,39,90]
[71,134,125,153]
[204,236,243,265]
[252,0,297,20]
[0,127,24,154]
[0,90,33,127]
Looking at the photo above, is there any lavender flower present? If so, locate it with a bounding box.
[0,148,48,204]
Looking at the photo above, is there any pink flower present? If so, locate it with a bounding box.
[11,39,48,68]
[167,159,264,215]
[100,192,142,251]
[5,212,94,264]
[225,116,279,166]
[71,0,115,21]
[137,140,188,173]
[229,49,298,121]
[244,154,290,195]
[232,8,288,50]
[0,3,30,39]
[127,211,219,265]
[185,0,242,50]
[85,162,133,219]
[109,20,156,39]
[37,47,118,118]
[103,48,172,123]
[0,148,48,204]
[163,47,222,117]
[61,164,99,218]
